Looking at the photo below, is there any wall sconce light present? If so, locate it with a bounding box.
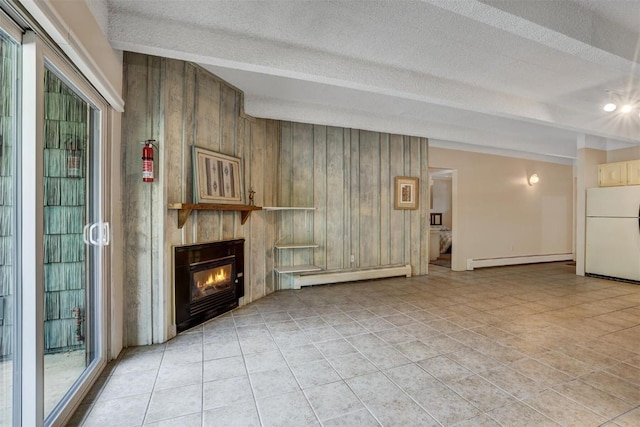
[528,173,539,186]
[603,90,617,112]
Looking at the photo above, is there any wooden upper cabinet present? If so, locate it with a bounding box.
[599,162,627,187]
[627,159,640,185]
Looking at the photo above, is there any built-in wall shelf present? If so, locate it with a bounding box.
[265,206,322,285]
[263,206,316,211]
[274,264,323,274]
[168,203,262,228]
[275,243,319,249]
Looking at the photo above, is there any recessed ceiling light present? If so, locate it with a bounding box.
[603,103,617,112]
[621,104,633,113]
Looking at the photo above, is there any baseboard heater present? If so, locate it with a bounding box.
[466,253,573,270]
[292,264,412,289]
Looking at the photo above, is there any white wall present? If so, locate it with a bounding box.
[429,147,574,271]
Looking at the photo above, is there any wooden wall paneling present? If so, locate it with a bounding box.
[292,122,314,270]
[313,125,327,270]
[195,70,221,242]
[122,52,150,345]
[249,119,267,301]
[358,130,381,267]
[163,59,186,240]
[277,121,293,289]
[402,136,412,268]
[151,56,166,342]
[264,120,278,294]
[220,84,238,240]
[161,60,186,338]
[350,129,360,267]
[379,133,391,266]
[342,128,351,268]
[264,120,278,206]
[420,138,430,275]
[196,69,220,149]
[388,134,405,265]
[325,126,345,270]
[181,64,196,244]
[409,136,422,275]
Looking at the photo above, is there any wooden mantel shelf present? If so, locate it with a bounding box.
[168,203,262,228]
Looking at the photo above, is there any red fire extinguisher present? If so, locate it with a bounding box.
[142,140,155,182]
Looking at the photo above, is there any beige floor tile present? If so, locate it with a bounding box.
[203,402,260,427]
[203,354,245,382]
[280,343,324,366]
[385,363,480,425]
[447,348,503,374]
[417,355,474,382]
[605,362,640,386]
[533,350,592,378]
[322,409,380,426]
[393,340,439,362]
[524,389,606,426]
[249,367,299,399]
[450,374,516,412]
[580,371,640,405]
[553,379,635,419]
[304,381,364,421]
[328,352,378,379]
[509,357,572,387]
[145,383,202,424]
[487,401,559,427]
[613,407,640,427]
[480,365,546,399]
[257,390,318,427]
[84,393,150,427]
[290,359,341,389]
[145,412,201,427]
[202,376,253,411]
[97,369,157,401]
[358,345,412,370]
[243,350,286,373]
[347,371,439,426]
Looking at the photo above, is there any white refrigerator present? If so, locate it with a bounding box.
[586,186,640,282]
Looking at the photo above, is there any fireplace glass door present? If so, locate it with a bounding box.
[191,260,234,301]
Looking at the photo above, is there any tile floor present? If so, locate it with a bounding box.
[70,263,640,426]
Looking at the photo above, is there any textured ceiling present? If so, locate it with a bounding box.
[101,0,640,163]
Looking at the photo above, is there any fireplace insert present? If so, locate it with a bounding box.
[174,239,244,332]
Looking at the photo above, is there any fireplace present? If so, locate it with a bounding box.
[174,239,244,332]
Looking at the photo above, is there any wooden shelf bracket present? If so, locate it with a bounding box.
[168,203,262,228]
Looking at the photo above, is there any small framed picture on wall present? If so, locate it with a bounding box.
[395,176,419,210]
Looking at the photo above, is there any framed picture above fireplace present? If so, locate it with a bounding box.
[192,147,244,204]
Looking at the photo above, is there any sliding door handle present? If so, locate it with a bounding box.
[84,222,110,246]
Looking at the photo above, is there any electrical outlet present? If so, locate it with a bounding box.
[350,254,355,263]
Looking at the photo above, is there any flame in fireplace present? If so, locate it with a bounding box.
[195,265,231,296]
[200,268,228,288]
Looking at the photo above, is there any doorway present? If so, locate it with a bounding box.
[429,168,456,269]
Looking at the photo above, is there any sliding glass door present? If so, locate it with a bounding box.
[42,68,104,419]
[20,32,109,426]
[0,19,20,427]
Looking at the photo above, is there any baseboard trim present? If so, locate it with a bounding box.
[466,254,573,270]
[293,264,412,289]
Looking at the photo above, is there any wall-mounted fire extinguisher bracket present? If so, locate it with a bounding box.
[141,139,158,183]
